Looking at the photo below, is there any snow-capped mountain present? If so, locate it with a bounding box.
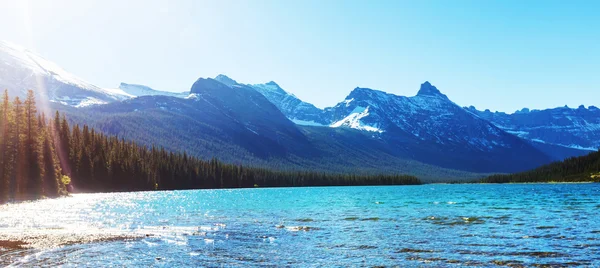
[327,82,524,150]
[67,76,549,178]
[467,105,600,151]
[118,83,188,98]
[252,80,520,152]
[213,74,328,126]
[0,40,131,107]
[248,76,597,159]
[239,79,552,172]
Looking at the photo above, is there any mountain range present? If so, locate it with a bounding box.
[1,41,597,181]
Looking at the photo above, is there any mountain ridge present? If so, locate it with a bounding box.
[1,42,596,180]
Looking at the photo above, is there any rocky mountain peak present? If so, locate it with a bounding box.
[416,81,448,99]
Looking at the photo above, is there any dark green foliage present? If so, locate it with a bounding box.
[0,90,67,203]
[482,150,600,183]
[58,120,421,193]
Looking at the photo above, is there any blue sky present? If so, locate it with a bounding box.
[0,0,598,112]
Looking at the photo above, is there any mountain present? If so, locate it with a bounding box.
[321,82,552,172]
[72,77,307,161]
[467,105,600,152]
[1,41,585,180]
[53,78,552,179]
[51,77,486,182]
[214,75,329,126]
[0,40,131,107]
[118,83,188,98]
[246,79,552,172]
[251,77,595,163]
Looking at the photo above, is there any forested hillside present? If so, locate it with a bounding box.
[55,116,421,193]
[54,98,490,182]
[482,150,600,183]
[0,91,421,203]
[0,90,67,203]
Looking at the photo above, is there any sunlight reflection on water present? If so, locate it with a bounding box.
[1,184,600,266]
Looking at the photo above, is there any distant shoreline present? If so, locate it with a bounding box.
[433,181,597,185]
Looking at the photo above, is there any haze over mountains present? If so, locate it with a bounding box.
[1,41,597,181]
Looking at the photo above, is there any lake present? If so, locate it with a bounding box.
[1,184,599,267]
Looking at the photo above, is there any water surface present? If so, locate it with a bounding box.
[1,184,599,267]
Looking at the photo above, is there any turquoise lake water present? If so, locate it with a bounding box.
[1,184,599,267]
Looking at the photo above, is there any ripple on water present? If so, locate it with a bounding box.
[423,216,485,226]
[354,245,377,250]
[397,248,436,253]
[2,185,600,266]
[457,250,569,258]
[284,226,320,232]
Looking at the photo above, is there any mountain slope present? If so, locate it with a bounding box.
[0,40,130,107]
[60,101,486,182]
[54,79,550,178]
[51,77,487,182]
[214,74,328,126]
[321,82,552,173]
[246,76,597,162]
[76,78,308,160]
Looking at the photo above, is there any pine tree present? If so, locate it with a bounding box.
[0,90,7,203]
[42,129,61,197]
[12,97,24,200]
[24,90,43,198]
[0,91,14,202]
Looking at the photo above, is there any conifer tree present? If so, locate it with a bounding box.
[24,90,43,198]
[0,90,7,203]
[12,97,24,200]
[42,129,61,197]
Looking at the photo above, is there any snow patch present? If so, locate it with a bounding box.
[118,83,187,99]
[291,119,326,127]
[75,97,108,108]
[330,106,383,133]
[185,93,199,100]
[343,98,354,107]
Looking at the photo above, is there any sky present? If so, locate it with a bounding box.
[0,0,598,113]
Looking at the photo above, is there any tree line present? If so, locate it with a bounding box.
[482,150,600,183]
[0,90,420,203]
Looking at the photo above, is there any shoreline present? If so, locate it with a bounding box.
[0,228,143,251]
[473,181,597,185]
[1,181,597,206]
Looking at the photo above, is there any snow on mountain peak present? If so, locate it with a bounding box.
[0,40,134,107]
[214,74,238,87]
[0,40,99,91]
